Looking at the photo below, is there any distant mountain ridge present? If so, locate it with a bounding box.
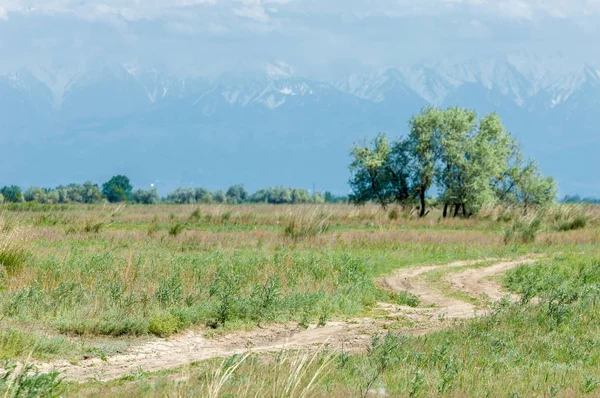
[1,58,598,196]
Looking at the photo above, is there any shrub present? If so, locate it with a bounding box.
[148,313,181,337]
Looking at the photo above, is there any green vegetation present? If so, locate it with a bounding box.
[349,107,556,217]
[0,202,597,397]
[0,109,598,397]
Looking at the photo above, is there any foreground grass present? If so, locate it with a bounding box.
[42,252,599,397]
[1,204,569,347]
[0,203,599,397]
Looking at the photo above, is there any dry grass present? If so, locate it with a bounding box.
[0,212,30,275]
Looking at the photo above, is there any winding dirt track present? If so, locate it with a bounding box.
[32,256,538,382]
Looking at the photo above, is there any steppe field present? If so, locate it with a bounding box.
[1,203,600,397]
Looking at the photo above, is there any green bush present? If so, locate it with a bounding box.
[148,313,181,337]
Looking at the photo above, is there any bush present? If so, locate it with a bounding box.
[148,313,181,337]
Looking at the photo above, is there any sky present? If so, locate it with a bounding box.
[1,0,600,78]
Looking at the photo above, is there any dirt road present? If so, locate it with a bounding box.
[32,256,537,382]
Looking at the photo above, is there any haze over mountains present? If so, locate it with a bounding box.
[2,54,598,195]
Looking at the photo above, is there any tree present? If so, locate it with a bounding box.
[213,190,226,203]
[349,133,395,209]
[0,186,24,203]
[387,139,413,205]
[291,189,311,204]
[102,175,133,203]
[194,188,213,204]
[514,160,556,213]
[226,184,249,204]
[407,108,443,217]
[436,111,515,217]
[24,187,48,203]
[493,150,556,212]
[81,181,103,204]
[348,107,555,217]
[166,188,196,204]
[132,188,161,205]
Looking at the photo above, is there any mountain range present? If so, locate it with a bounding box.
[1,56,598,196]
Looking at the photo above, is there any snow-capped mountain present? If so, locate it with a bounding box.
[1,58,599,195]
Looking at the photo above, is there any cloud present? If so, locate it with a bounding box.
[0,0,599,23]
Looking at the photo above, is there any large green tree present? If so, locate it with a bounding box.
[0,186,24,203]
[349,107,556,217]
[349,133,395,209]
[102,175,133,203]
[407,107,443,217]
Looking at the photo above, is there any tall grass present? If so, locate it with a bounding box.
[282,208,331,240]
[547,204,592,232]
[503,214,543,245]
[0,212,30,275]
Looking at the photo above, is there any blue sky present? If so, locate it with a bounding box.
[1,0,599,78]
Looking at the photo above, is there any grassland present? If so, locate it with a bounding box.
[0,203,599,397]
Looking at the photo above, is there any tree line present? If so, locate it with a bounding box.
[349,107,557,217]
[562,195,600,205]
[0,176,346,205]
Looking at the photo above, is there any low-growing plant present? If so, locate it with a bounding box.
[0,362,63,398]
[0,212,30,275]
[282,208,331,240]
[168,222,186,237]
[503,215,543,244]
[147,215,159,236]
[188,208,202,223]
[148,313,181,337]
[549,205,591,232]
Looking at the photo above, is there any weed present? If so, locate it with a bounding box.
[168,222,186,237]
[504,215,542,244]
[0,212,30,275]
[0,362,63,398]
[583,375,600,393]
[282,208,331,240]
[147,216,159,236]
[360,333,401,398]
